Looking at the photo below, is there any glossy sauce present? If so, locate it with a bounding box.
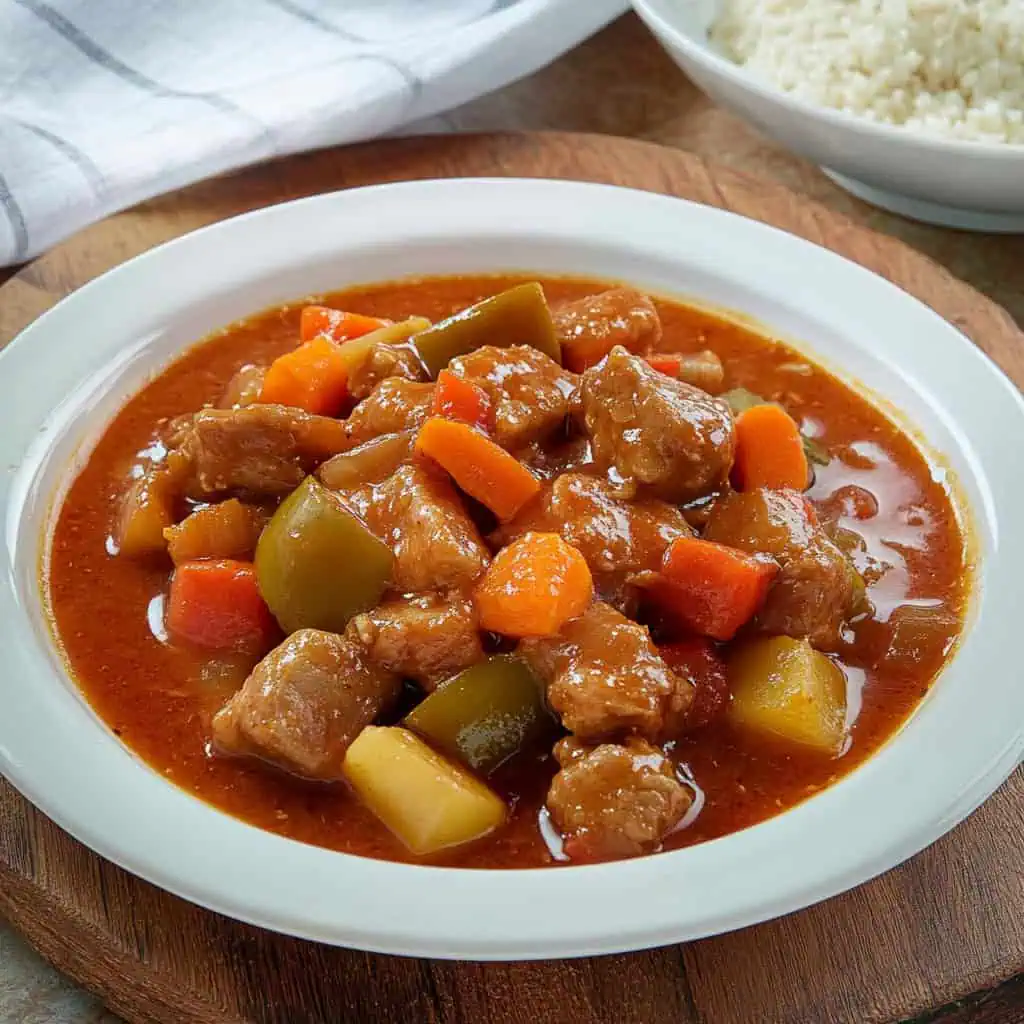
[46,275,968,867]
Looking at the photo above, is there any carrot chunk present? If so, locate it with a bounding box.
[732,402,809,491]
[259,336,350,415]
[644,353,683,377]
[433,369,493,431]
[475,532,593,637]
[415,418,541,522]
[166,559,277,651]
[658,536,777,641]
[300,305,389,343]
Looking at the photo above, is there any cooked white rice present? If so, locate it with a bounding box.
[710,0,1024,145]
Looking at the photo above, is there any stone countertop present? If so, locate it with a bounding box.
[1,12,1021,1024]
[0,927,116,1024]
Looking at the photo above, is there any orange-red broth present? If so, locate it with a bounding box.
[47,276,967,867]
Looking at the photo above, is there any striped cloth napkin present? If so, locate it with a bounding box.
[0,0,626,266]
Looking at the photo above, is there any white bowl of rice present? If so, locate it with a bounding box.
[632,0,1024,231]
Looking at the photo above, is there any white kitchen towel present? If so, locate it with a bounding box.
[0,0,627,266]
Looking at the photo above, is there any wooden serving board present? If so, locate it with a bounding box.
[1,133,1022,1024]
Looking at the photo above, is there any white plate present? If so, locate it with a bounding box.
[1,179,1022,960]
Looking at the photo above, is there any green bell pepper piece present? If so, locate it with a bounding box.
[412,282,560,377]
[255,476,393,633]
[404,655,551,775]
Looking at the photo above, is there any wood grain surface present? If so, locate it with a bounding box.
[0,132,1021,1024]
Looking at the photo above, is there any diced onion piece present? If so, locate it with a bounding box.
[334,317,432,375]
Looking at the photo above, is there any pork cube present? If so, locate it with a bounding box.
[546,736,691,860]
[581,347,735,504]
[345,379,435,447]
[703,487,858,649]
[553,288,662,372]
[520,602,693,741]
[497,472,691,578]
[175,404,348,497]
[448,345,579,451]
[363,462,490,593]
[212,629,399,780]
[347,594,483,689]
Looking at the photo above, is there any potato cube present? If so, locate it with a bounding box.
[728,636,847,754]
[342,726,507,855]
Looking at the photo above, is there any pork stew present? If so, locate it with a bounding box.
[46,275,968,867]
